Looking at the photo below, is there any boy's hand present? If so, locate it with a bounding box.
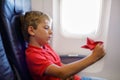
[91,43,105,61]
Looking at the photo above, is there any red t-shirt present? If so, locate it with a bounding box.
[26,44,80,80]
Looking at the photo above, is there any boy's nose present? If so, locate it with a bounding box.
[49,29,53,35]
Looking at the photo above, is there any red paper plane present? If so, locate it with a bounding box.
[81,37,103,50]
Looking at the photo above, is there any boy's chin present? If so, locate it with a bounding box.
[47,40,52,43]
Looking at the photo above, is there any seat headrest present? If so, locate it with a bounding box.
[0,0,15,20]
[14,0,31,14]
[0,0,31,21]
[14,0,23,14]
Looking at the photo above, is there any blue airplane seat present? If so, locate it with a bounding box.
[0,0,32,80]
[0,33,15,80]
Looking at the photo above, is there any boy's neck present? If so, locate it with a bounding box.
[29,40,43,49]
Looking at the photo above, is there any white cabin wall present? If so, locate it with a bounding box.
[31,0,53,18]
[103,0,120,79]
[80,0,120,79]
[31,0,120,80]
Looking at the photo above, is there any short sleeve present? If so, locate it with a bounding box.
[26,51,53,76]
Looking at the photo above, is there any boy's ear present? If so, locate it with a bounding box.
[28,26,35,36]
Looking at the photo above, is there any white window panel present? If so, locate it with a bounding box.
[60,0,102,38]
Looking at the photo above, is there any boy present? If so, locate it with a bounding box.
[22,11,106,80]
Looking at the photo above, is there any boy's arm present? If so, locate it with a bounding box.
[61,63,75,80]
[45,44,105,80]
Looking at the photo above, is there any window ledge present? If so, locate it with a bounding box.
[60,55,86,64]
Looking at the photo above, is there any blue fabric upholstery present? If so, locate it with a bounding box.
[0,34,15,80]
[0,0,32,80]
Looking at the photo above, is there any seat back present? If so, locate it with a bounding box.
[0,33,15,80]
[0,0,32,80]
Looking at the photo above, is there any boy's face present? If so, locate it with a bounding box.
[30,19,52,46]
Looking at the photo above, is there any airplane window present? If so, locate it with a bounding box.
[49,0,110,73]
[52,0,110,57]
[60,0,103,38]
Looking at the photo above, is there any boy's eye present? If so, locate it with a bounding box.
[44,26,49,29]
